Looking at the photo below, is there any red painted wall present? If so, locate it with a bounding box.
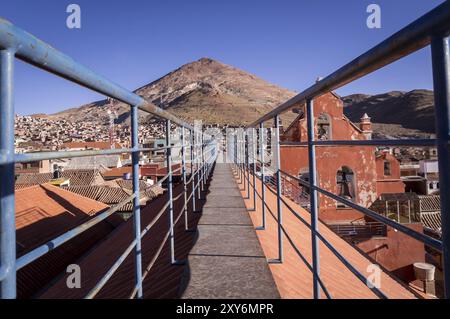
[356,224,425,283]
[280,92,404,224]
[375,152,405,194]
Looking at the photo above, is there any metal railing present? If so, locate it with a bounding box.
[232,1,450,299]
[0,18,218,298]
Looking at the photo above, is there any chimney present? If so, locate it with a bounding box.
[360,113,372,140]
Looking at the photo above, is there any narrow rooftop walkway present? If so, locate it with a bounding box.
[181,163,280,299]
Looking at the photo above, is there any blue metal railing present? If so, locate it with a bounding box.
[234,1,450,299]
[0,18,218,299]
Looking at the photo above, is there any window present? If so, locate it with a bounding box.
[336,166,356,207]
[429,182,434,190]
[298,169,310,195]
[317,113,331,140]
[384,160,391,176]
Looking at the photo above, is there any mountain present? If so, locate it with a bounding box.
[47,58,297,127]
[342,89,435,134]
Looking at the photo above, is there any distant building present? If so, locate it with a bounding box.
[403,160,440,195]
[61,141,122,151]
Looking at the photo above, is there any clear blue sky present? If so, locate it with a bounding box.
[1,0,445,115]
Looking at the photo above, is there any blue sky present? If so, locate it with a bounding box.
[1,0,445,115]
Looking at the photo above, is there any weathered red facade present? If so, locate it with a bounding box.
[280,92,405,224]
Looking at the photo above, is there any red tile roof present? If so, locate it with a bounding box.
[102,167,136,178]
[39,182,199,299]
[16,184,109,249]
[15,184,120,298]
[15,169,104,189]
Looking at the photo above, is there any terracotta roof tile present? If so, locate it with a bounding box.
[39,182,200,299]
[15,169,104,188]
[15,183,118,298]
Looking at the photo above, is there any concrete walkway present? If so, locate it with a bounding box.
[181,163,279,299]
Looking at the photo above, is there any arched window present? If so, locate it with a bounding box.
[383,160,391,176]
[336,166,356,206]
[298,168,310,195]
[317,113,331,140]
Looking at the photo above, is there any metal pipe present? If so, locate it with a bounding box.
[16,194,135,270]
[246,2,450,127]
[0,49,15,299]
[181,127,188,231]
[196,129,201,200]
[202,133,207,188]
[280,139,438,147]
[246,132,250,199]
[130,105,143,298]
[269,115,283,264]
[252,128,257,210]
[166,120,176,264]
[85,239,137,299]
[431,34,450,299]
[190,130,197,213]
[200,130,206,192]
[256,123,266,230]
[306,98,321,299]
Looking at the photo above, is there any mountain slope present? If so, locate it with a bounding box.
[48,58,297,127]
[343,89,435,133]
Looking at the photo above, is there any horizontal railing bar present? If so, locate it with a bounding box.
[247,1,450,126]
[16,194,136,270]
[279,169,442,251]
[14,148,136,163]
[85,239,137,299]
[248,167,388,298]
[129,188,188,299]
[272,181,387,299]
[244,168,332,298]
[312,185,443,251]
[281,139,438,147]
[10,144,193,164]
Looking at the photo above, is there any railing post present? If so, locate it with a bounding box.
[190,129,198,213]
[0,49,16,299]
[130,105,143,299]
[256,123,266,230]
[196,129,201,200]
[431,34,450,299]
[166,120,176,264]
[269,115,283,263]
[181,127,188,231]
[235,132,238,168]
[202,133,207,187]
[245,132,250,199]
[306,98,321,299]
[252,128,257,210]
[200,131,204,192]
